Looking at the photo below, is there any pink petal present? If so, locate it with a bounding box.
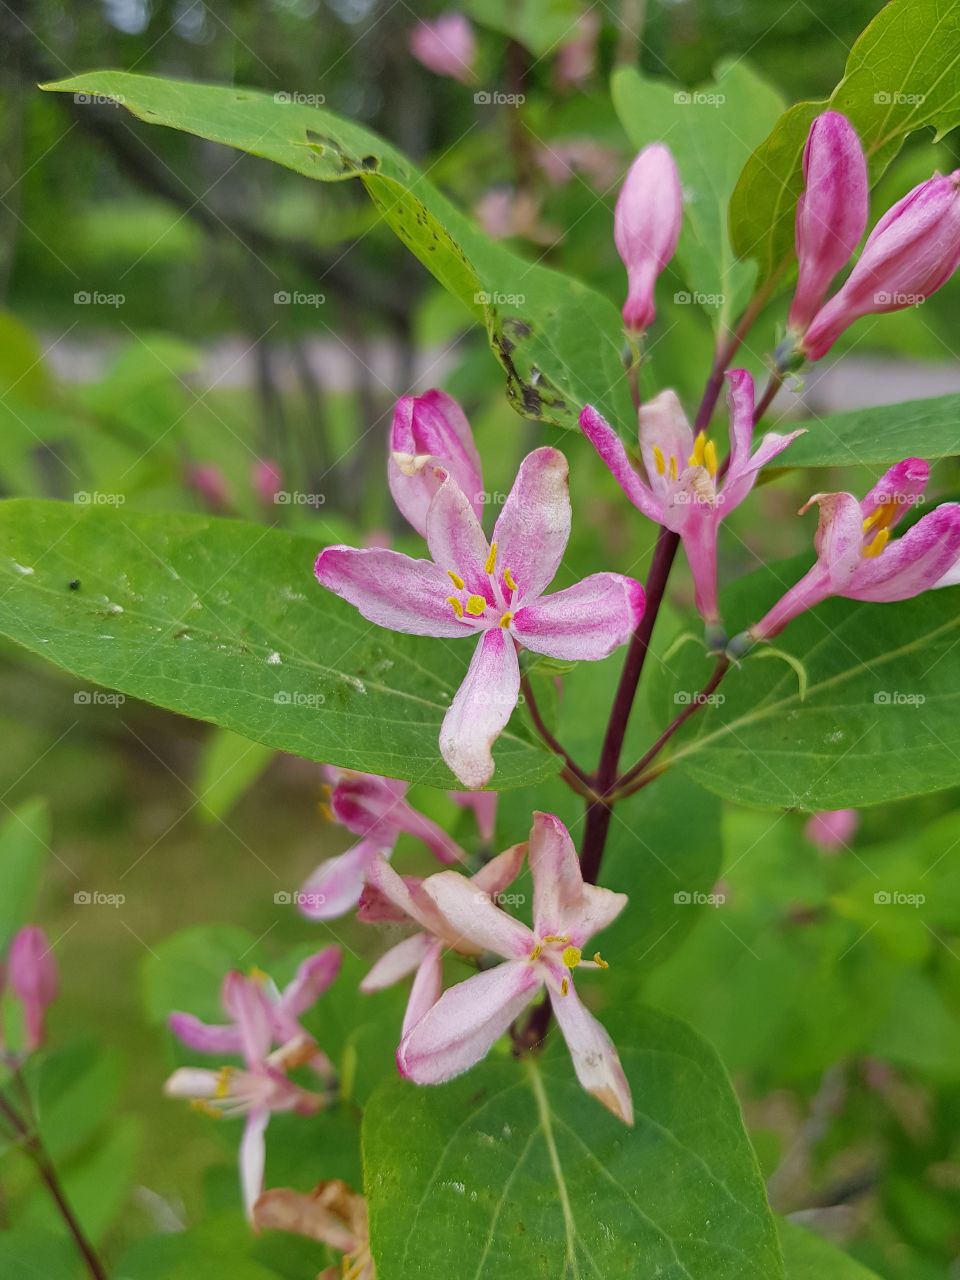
[394,804,468,867]
[329,772,408,839]
[388,391,484,537]
[580,405,661,522]
[676,507,721,625]
[471,843,526,897]
[279,947,342,1019]
[164,1066,221,1098]
[298,838,386,921]
[397,962,540,1084]
[449,789,498,841]
[861,458,929,532]
[547,977,634,1125]
[421,869,534,960]
[751,563,833,641]
[637,390,696,505]
[408,14,477,84]
[222,973,274,1067]
[491,448,571,604]
[168,1012,243,1056]
[722,431,807,514]
[850,502,960,601]
[240,1107,270,1221]
[315,546,469,637]
[805,809,859,851]
[724,369,756,472]
[808,492,865,590]
[401,939,445,1035]
[529,812,627,946]
[362,852,444,934]
[361,932,433,992]
[425,468,491,599]
[512,573,644,660]
[439,628,520,789]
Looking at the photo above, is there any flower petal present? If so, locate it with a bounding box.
[394,804,468,866]
[722,430,806,513]
[529,812,627,945]
[449,789,498,841]
[298,838,386,921]
[329,772,408,839]
[315,546,469,637]
[388,391,484,537]
[491,448,571,603]
[638,390,696,504]
[163,1066,221,1099]
[579,406,661,522]
[361,932,433,992]
[861,458,929,532]
[850,502,960,601]
[512,573,644,660]
[421,869,533,959]
[402,939,445,1035]
[240,1107,270,1221]
[471,842,526,897]
[222,972,274,1066]
[808,491,866,589]
[397,962,540,1084]
[547,978,634,1125]
[439,629,520,789]
[724,369,756,473]
[167,1012,243,1056]
[425,468,491,598]
[279,947,342,1019]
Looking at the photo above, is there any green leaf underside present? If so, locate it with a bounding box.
[730,0,960,290]
[363,1007,783,1280]
[0,500,555,789]
[771,393,960,468]
[657,558,960,809]
[41,71,632,434]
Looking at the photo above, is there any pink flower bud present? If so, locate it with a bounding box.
[788,112,868,334]
[187,463,231,511]
[8,926,58,1052]
[803,169,960,359]
[252,458,282,506]
[614,143,683,332]
[805,808,859,853]
[553,12,601,90]
[409,14,476,84]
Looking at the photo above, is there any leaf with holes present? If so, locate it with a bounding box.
[0,500,555,789]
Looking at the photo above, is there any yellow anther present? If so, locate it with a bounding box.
[485,542,498,575]
[248,965,269,984]
[446,595,464,619]
[318,801,333,821]
[503,567,517,592]
[541,934,570,945]
[863,501,898,534]
[669,456,678,482]
[214,1066,234,1099]
[499,611,514,629]
[704,440,718,478]
[592,952,609,969]
[465,594,487,617]
[190,1099,223,1119]
[689,431,707,468]
[560,977,569,996]
[448,569,465,590]
[530,943,542,961]
[652,445,667,476]
[862,528,890,559]
[561,945,582,970]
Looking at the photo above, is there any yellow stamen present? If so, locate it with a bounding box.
[669,456,678,482]
[541,934,570,945]
[592,952,609,969]
[689,431,707,468]
[499,611,513,629]
[530,943,542,961]
[485,542,498,575]
[503,567,517,592]
[652,445,667,476]
[465,594,487,617]
[248,965,269,984]
[190,1099,223,1119]
[214,1066,234,1099]
[561,945,582,970]
[862,527,890,559]
[863,501,899,534]
[448,569,465,590]
[704,440,718,478]
[560,977,569,996]
[446,595,464,619]
[318,801,333,821]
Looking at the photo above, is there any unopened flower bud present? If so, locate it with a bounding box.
[409,14,476,84]
[8,926,58,1052]
[614,144,683,332]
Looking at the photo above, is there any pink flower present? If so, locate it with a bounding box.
[358,844,525,1034]
[388,391,484,538]
[397,813,633,1124]
[409,13,476,83]
[448,789,498,841]
[580,371,803,628]
[553,12,601,89]
[802,169,960,359]
[7,926,58,1053]
[299,769,468,920]
[316,448,645,787]
[187,463,231,510]
[788,112,869,335]
[614,143,683,332]
[253,458,283,505]
[805,809,859,852]
[736,460,960,645]
[166,971,331,1219]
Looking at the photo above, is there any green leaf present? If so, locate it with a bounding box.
[612,60,785,331]
[119,1214,284,1280]
[363,1006,783,1279]
[0,1230,81,1280]
[771,393,960,469]
[0,501,555,790]
[655,559,960,809]
[194,727,275,823]
[466,0,581,57]
[730,0,960,291]
[0,798,49,945]
[42,72,633,434]
[779,1220,883,1278]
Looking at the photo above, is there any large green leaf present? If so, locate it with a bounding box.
[363,1006,783,1279]
[613,60,785,332]
[42,72,632,433]
[654,557,960,809]
[730,0,960,291]
[779,1221,884,1278]
[773,393,960,468]
[0,501,555,789]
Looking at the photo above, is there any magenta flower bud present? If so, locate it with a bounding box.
[788,112,868,334]
[803,169,960,359]
[614,144,683,332]
[8,926,58,1052]
[805,808,859,853]
[409,14,476,84]
[252,458,282,506]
